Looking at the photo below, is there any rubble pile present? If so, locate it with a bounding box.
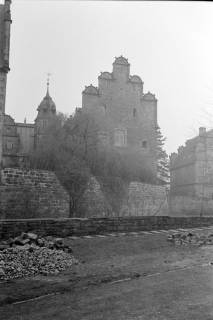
[167,231,213,246]
[0,232,77,280]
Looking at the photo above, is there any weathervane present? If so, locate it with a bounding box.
[47,72,51,93]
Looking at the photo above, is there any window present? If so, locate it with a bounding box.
[133,108,137,117]
[142,140,147,148]
[43,120,48,128]
[114,129,127,147]
[6,141,13,150]
[98,131,108,146]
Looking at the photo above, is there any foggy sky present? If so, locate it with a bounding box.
[4,0,213,154]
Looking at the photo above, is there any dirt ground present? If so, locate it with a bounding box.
[1,228,213,319]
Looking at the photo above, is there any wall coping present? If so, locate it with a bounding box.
[1,216,213,223]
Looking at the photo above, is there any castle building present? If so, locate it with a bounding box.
[82,56,158,176]
[0,1,160,174]
[170,127,213,199]
[2,83,57,167]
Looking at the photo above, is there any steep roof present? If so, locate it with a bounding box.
[37,88,56,115]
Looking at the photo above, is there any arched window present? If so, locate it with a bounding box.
[114,128,127,147]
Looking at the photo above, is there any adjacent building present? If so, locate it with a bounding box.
[170,127,213,216]
[170,127,213,198]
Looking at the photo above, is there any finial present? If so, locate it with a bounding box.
[46,72,51,96]
[24,117,26,124]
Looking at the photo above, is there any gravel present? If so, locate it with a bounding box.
[0,233,78,280]
[167,231,213,246]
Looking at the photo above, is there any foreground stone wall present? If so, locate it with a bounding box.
[1,216,213,240]
[169,195,213,217]
[0,168,69,219]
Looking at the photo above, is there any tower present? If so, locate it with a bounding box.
[34,76,56,147]
[82,56,158,178]
[0,0,12,167]
[112,55,130,82]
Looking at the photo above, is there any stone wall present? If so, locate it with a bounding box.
[121,182,169,216]
[79,177,112,217]
[0,168,69,219]
[81,178,168,217]
[1,216,213,240]
[169,195,213,217]
[0,170,168,219]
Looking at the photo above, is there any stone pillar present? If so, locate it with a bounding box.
[0,73,7,169]
[0,66,8,170]
[0,72,7,113]
[3,0,12,71]
[0,0,12,168]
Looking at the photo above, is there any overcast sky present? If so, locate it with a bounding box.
[3,0,213,154]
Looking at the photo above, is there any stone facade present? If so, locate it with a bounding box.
[82,56,158,176]
[0,168,70,219]
[169,195,213,217]
[170,127,213,216]
[170,127,213,198]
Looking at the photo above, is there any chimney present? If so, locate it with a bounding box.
[199,127,206,136]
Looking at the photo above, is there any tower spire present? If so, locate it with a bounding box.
[46,72,51,97]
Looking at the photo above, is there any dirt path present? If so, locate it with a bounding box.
[1,230,213,319]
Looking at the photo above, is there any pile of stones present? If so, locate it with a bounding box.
[167,231,213,246]
[0,232,77,280]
